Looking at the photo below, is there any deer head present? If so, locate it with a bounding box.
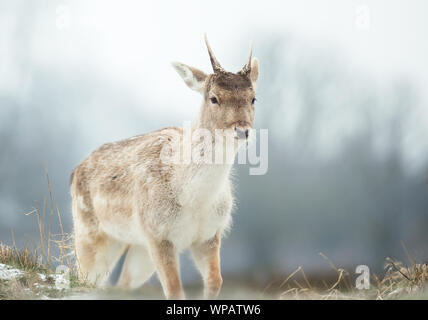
[172,35,259,141]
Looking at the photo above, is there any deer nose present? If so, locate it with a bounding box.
[234,127,249,140]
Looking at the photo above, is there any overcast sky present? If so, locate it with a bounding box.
[2,0,427,104]
[1,0,427,168]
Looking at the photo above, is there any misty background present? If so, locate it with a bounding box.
[1,0,427,287]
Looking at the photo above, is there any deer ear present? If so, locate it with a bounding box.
[172,62,207,93]
[249,58,259,83]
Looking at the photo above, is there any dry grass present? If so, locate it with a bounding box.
[21,169,75,270]
[0,244,48,274]
[278,252,427,300]
[378,258,428,299]
[0,169,91,300]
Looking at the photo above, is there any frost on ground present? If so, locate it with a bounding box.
[0,263,69,289]
[0,262,91,300]
[0,264,24,281]
[0,242,92,300]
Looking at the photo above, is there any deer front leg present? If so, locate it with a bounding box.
[191,233,223,299]
[148,239,184,300]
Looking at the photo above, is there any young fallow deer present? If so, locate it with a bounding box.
[70,35,259,299]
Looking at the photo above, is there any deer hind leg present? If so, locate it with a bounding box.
[117,245,155,290]
[75,229,126,287]
[190,233,223,299]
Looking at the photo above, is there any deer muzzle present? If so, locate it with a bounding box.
[234,127,249,140]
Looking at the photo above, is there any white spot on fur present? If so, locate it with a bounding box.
[77,196,89,212]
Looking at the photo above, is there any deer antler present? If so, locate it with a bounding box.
[238,41,253,76]
[204,34,224,73]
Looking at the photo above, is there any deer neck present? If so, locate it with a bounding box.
[190,105,239,164]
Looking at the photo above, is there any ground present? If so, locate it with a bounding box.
[0,243,427,300]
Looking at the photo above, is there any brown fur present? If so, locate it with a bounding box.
[71,37,259,299]
[191,233,223,298]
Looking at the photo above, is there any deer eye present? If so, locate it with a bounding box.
[210,97,218,104]
[252,97,256,104]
